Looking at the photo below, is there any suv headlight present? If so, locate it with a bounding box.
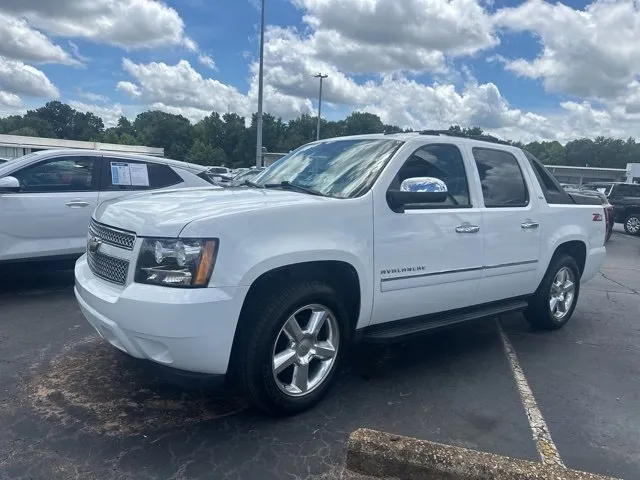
[135,238,218,287]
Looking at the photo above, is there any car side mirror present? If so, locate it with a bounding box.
[387,177,448,213]
[0,176,20,193]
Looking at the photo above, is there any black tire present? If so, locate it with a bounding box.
[524,254,580,330]
[232,280,350,415]
[623,213,640,236]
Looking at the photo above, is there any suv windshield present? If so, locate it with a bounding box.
[253,138,403,198]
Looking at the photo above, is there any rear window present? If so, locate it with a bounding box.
[102,158,183,191]
[523,150,572,204]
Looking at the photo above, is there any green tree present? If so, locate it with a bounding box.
[26,101,76,139]
[187,139,228,166]
[133,110,194,160]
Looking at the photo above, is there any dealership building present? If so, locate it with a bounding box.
[545,163,640,186]
[0,133,163,159]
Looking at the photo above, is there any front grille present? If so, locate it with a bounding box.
[89,219,135,250]
[87,249,129,285]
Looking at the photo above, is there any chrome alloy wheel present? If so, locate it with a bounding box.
[626,216,640,234]
[549,267,576,320]
[271,304,339,397]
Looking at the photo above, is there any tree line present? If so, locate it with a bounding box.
[0,101,637,169]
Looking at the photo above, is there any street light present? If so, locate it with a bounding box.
[255,0,265,167]
[314,73,328,141]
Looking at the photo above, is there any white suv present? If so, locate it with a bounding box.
[0,149,215,263]
[74,133,606,414]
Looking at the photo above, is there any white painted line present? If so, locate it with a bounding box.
[497,321,565,467]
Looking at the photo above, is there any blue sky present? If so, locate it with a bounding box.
[0,0,639,142]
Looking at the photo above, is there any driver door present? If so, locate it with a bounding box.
[372,143,484,324]
[0,155,100,262]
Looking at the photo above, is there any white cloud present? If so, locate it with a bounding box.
[288,0,497,74]
[117,81,142,98]
[494,0,640,103]
[0,0,195,50]
[198,54,217,70]
[118,58,251,122]
[77,91,108,102]
[0,91,21,108]
[0,13,78,65]
[68,100,125,127]
[0,57,59,99]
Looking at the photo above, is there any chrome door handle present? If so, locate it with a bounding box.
[521,221,539,229]
[455,223,480,234]
[66,200,90,208]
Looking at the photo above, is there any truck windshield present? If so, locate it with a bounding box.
[253,138,403,198]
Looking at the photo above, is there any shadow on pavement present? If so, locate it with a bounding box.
[0,259,76,295]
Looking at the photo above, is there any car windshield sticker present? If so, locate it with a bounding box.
[129,163,149,186]
[110,162,131,186]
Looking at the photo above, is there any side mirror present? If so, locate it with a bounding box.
[0,176,19,193]
[387,177,448,213]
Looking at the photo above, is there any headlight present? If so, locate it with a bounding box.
[135,238,218,287]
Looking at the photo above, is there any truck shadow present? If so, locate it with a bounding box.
[25,318,503,438]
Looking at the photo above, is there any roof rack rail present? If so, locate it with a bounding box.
[418,129,512,146]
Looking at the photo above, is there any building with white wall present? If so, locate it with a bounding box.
[0,134,163,159]
[544,164,639,186]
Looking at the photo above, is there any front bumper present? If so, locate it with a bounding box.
[74,254,249,375]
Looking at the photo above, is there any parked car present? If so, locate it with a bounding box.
[0,156,10,165]
[582,182,640,235]
[565,187,614,242]
[204,166,239,186]
[75,132,606,415]
[226,167,266,187]
[0,149,217,263]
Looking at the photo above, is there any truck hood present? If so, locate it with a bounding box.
[94,187,328,237]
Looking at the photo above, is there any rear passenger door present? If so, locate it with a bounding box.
[472,147,542,304]
[98,156,186,205]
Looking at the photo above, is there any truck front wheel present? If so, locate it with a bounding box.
[234,280,349,415]
[524,254,580,330]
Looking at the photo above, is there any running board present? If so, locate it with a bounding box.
[360,299,529,343]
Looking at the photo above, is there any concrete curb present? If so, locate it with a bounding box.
[346,429,620,480]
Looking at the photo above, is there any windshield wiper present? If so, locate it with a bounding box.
[264,181,325,196]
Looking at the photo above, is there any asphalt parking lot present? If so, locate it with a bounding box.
[1,228,639,480]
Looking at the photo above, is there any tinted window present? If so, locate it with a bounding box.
[13,156,98,193]
[101,158,183,191]
[473,148,528,207]
[388,144,470,208]
[611,184,640,197]
[523,150,572,204]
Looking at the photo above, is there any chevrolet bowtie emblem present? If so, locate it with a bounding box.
[88,235,102,253]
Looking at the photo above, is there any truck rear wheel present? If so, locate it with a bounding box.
[624,213,640,235]
[524,254,580,330]
[233,280,349,415]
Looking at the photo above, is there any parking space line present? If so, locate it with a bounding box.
[497,321,565,467]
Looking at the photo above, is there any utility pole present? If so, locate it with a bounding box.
[314,73,328,141]
[255,0,265,167]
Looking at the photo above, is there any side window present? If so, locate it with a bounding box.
[101,158,183,191]
[388,144,471,208]
[523,150,572,204]
[473,148,528,208]
[13,156,98,193]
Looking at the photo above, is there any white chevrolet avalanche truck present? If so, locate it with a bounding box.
[74,131,607,414]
